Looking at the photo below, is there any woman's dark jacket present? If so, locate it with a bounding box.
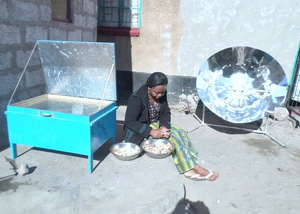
[124,84,171,144]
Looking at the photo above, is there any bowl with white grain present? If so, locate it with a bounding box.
[141,139,175,159]
[110,142,142,161]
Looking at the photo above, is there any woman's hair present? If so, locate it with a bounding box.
[146,72,168,88]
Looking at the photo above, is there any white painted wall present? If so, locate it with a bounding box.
[178,0,300,80]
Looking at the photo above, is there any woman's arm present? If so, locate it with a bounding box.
[124,95,152,138]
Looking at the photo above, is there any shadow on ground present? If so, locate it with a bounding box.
[0,145,9,153]
[170,184,211,214]
[195,100,263,134]
[171,198,210,214]
[0,133,9,153]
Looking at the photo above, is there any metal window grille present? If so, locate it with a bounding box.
[286,45,300,122]
[99,0,141,28]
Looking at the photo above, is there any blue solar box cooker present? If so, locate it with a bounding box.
[5,40,117,173]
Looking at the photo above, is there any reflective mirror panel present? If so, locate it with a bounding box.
[196,46,288,123]
[9,40,116,105]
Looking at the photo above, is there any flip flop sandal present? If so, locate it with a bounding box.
[184,170,218,181]
[184,173,207,181]
[204,170,219,181]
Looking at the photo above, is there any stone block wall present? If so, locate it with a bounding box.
[0,0,98,148]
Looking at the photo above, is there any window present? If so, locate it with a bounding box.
[98,0,142,36]
[52,0,72,23]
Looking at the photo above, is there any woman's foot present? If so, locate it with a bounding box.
[184,166,219,181]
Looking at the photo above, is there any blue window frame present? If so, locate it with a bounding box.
[98,0,142,29]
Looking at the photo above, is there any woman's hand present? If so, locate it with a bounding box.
[150,129,164,139]
[160,126,170,139]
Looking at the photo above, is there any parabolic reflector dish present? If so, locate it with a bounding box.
[196,46,288,123]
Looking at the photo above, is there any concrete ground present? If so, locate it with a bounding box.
[172,106,300,214]
[1,105,300,214]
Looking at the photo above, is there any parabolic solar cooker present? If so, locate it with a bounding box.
[196,46,288,124]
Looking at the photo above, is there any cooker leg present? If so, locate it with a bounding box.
[88,153,93,173]
[10,143,17,159]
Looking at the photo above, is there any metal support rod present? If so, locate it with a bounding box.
[99,63,115,110]
[188,105,286,148]
[265,115,270,132]
[8,42,38,105]
[202,105,206,124]
[265,133,286,147]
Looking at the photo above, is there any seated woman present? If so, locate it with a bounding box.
[124,72,218,181]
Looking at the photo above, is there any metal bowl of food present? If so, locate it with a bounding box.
[140,139,175,159]
[110,142,142,161]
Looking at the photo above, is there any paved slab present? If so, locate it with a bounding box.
[0,106,185,214]
[0,144,184,214]
[0,157,17,180]
[2,105,300,214]
[172,108,300,214]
